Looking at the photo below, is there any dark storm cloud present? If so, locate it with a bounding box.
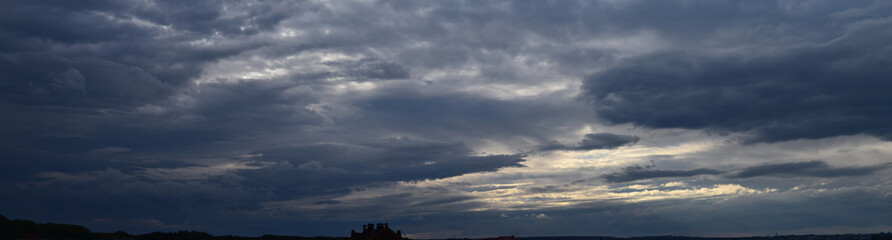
[0,78,326,188]
[600,164,723,183]
[0,1,295,44]
[277,188,487,221]
[539,133,639,151]
[354,91,593,142]
[729,160,892,178]
[583,15,892,143]
[0,169,273,234]
[152,79,323,134]
[135,1,298,37]
[0,55,179,109]
[0,2,281,91]
[0,0,323,175]
[0,0,282,109]
[3,0,892,237]
[0,0,276,180]
[0,1,151,45]
[238,139,525,198]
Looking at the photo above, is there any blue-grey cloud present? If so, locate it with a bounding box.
[730,161,892,179]
[601,160,891,183]
[582,15,892,143]
[521,184,576,194]
[239,139,525,198]
[2,0,892,237]
[338,58,411,81]
[351,91,592,142]
[601,164,724,183]
[539,133,639,151]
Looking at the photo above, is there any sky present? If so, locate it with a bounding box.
[2,0,892,238]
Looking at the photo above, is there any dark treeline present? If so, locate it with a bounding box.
[3,213,892,240]
[0,214,344,240]
[516,234,892,240]
[1,214,91,239]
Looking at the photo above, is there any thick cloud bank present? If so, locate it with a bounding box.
[2,0,892,237]
[583,16,892,143]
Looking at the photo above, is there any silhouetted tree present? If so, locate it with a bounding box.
[871,233,892,240]
[94,230,135,240]
[136,230,215,240]
[41,222,92,239]
[0,214,14,240]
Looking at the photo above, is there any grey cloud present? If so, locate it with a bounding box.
[0,1,295,44]
[601,165,723,183]
[577,133,639,150]
[0,0,275,108]
[354,91,594,142]
[402,186,892,237]
[522,184,575,194]
[583,15,892,143]
[88,147,130,155]
[601,160,891,183]
[730,160,892,178]
[0,1,325,229]
[3,0,892,237]
[0,1,154,44]
[540,133,639,151]
[0,169,271,234]
[563,187,892,236]
[342,58,411,81]
[144,1,298,37]
[0,138,201,182]
[270,187,486,223]
[0,75,324,183]
[260,184,892,237]
[0,1,308,203]
[43,59,171,106]
[238,140,525,198]
[49,69,87,95]
[172,80,322,130]
[77,60,172,103]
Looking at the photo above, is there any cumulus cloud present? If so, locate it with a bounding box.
[528,213,551,220]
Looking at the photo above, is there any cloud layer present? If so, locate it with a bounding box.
[582,13,892,143]
[601,160,892,183]
[2,0,892,237]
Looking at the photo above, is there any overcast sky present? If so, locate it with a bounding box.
[2,0,892,238]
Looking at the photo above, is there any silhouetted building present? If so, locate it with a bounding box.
[350,223,406,240]
[483,235,515,240]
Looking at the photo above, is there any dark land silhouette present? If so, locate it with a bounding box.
[349,223,407,240]
[0,214,341,240]
[2,213,891,240]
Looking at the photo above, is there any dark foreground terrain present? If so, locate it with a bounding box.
[519,235,892,240]
[2,214,891,240]
[0,214,340,240]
